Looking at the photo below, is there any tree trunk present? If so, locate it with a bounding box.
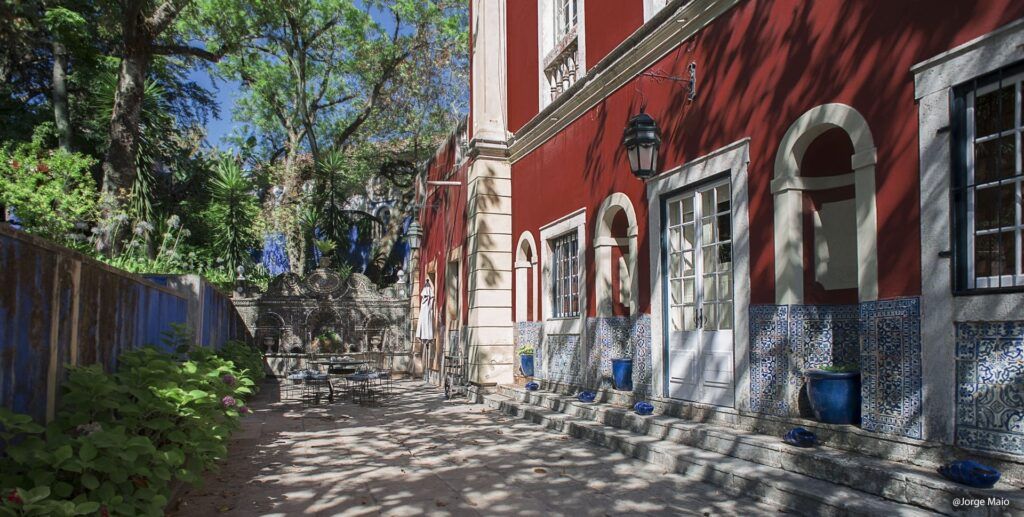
[97,51,149,254]
[51,40,70,151]
[282,133,307,276]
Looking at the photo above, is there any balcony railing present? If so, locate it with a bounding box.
[543,30,580,103]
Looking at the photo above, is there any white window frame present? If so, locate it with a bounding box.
[537,0,587,109]
[643,0,669,22]
[962,71,1024,289]
[540,208,586,335]
[914,17,1024,443]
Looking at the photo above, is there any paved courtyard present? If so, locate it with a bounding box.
[169,380,782,516]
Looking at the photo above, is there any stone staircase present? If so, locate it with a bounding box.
[481,385,1024,516]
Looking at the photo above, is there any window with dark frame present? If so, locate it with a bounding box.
[952,62,1024,292]
[550,231,580,318]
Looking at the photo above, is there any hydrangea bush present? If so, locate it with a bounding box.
[0,341,263,516]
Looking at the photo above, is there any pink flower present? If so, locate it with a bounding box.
[6,490,21,505]
[239,406,251,415]
[221,395,237,408]
[221,374,237,386]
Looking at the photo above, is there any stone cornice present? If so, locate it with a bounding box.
[468,137,510,161]
[508,0,741,163]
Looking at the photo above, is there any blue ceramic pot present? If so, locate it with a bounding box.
[520,354,535,377]
[634,401,654,415]
[939,460,1001,488]
[784,427,818,447]
[525,381,540,391]
[611,358,633,391]
[578,391,597,403]
[805,369,861,425]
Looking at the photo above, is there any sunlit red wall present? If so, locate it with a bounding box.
[584,0,644,69]
[417,132,469,328]
[507,1,539,132]
[509,0,1024,318]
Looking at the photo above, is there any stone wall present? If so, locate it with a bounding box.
[234,269,411,371]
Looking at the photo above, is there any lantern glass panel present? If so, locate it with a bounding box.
[627,146,640,173]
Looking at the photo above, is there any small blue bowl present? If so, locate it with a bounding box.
[784,427,818,448]
[634,401,654,415]
[939,460,1001,489]
[525,381,540,391]
[577,391,597,403]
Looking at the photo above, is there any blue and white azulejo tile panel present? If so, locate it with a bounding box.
[545,333,581,386]
[515,321,544,377]
[955,321,1024,455]
[860,298,922,439]
[749,305,790,417]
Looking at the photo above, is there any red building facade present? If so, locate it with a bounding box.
[413,0,1024,460]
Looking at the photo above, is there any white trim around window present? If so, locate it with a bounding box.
[539,208,587,335]
[914,16,1024,444]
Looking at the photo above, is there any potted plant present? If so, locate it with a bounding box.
[611,340,633,391]
[518,344,535,377]
[804,363,861,425]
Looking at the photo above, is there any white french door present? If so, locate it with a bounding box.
[664,179,735,406]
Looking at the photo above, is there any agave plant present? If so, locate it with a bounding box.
[207,157,259,272]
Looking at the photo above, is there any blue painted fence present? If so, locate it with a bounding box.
[0,225,250,422]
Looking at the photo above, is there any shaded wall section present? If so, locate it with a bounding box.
[0,225,249,423]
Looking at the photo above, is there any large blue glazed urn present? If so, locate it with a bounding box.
[611,358,633,391]
[805,369,861,425]
[520,354,535,377]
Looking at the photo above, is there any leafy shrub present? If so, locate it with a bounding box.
[0,345,259,516]
[0,142,97,247]
[216,341,266,382]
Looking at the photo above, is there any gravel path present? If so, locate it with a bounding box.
[168,379,783,516]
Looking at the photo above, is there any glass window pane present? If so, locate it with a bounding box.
[975,85,1014,137]
[719,302,733,330]
[670,279,682,305]
[683,278,695,304]
[670,252,682,278]
[975,231,1016,278]
[669,201,681,226]
[716,185,730,213]
[703,245,716,273]
[702,219,713,244]
[975,184,1016,230]
[671,306,682,331]
[718,213,732,242]
[683,305,696,330]
[702,303,715,329]
[974,135,1016,184]
[670,228,681,252]
[703,274,716,301]
[682,251,694,276]
[718,242,732,271]
[719,272,732,302]
[702,189,714,216]
[682,225,695,251]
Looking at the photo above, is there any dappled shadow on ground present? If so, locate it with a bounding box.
[168,379,779,516]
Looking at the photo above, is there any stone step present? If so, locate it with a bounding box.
[488,386,1022,516]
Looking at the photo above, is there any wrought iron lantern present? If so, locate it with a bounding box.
[622,111,661,180]
[407,220,423,250]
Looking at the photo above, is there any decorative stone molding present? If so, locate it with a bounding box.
[772,103,878,305]
[594,192,639,317]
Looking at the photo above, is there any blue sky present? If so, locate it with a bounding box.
[189,69,240,147]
